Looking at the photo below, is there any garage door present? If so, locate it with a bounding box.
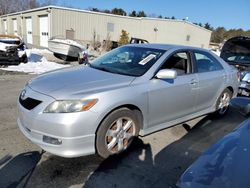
[4,20,7,34]
[13,19,17,36]
[39,16,49,47]
[26,18,33,44]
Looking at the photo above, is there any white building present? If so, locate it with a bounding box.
[0,6,212,48]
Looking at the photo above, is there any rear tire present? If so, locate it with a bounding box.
[213,88,232,117]
[96,108,140,158]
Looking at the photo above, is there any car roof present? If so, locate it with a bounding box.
[126,43,207,51]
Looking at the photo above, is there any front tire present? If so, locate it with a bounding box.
[96,108,140,158]
[214,88,232,117]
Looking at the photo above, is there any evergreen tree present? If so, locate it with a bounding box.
[137,11,146,17]
[204,22,213,30]
[111,8,126,16]
[129,10,137,17]
[118,30,129,46]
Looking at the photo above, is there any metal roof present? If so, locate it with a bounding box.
[0,5,211,33]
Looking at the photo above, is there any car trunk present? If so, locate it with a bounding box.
[220,36,250,72]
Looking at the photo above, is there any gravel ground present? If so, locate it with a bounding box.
[0,73,247,188]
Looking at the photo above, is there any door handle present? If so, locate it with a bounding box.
[190,79,198,85]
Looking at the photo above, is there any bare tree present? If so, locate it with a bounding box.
[0,0,56,15]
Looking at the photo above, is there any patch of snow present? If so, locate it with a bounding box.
[26,48,52,57]
[0,48,70,74]
[0,42,7,51]
[0,42,18,52]
[1,61,69,74]
[0,38,19,42]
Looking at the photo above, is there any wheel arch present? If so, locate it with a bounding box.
[226,86,234,95]
[95,104,144,136]
[94,104,144,156]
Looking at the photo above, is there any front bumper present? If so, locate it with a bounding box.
[238,81,250,97]
[17,86,98,158]
[17,118,95,157]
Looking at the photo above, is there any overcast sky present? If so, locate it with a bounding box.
[54,0,250,30]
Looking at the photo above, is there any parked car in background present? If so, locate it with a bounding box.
[0,35,27,65]
[178,97,250,188]
[130,37,149,44]
[17,44,238,158]
[230,96,250,116]
[220,36,250,96]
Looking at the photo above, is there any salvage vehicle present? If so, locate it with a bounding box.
[130,37,149,44]
[178,97,250,188]
[0,35,28,65]
[17,44,238,158]
[220,36,250,96]
[48,37,86,61]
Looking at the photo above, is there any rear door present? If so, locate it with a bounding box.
[193,50,226,111]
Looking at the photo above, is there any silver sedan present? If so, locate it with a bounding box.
[17,44,239,158]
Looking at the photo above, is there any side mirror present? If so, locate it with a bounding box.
[155,69,177,79]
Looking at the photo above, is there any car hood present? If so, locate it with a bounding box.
[220,36,250,71]
[28,66,135,99]
[179,119,250,188]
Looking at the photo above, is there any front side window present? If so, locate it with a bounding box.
[194,52,223,73]
[160,52,191,75]
[90,46,165,76]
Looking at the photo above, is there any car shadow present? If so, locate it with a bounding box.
[84,110,246,188]
[20,109,246,188]
[0,151,42,188]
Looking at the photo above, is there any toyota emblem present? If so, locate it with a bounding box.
[20,90,26,100]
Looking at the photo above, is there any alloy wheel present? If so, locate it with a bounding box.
[105,117,136,153]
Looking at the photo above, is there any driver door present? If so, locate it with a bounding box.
[147,51,198,129]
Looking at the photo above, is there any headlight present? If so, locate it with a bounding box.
[43,99,98,113]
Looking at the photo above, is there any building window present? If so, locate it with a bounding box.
[107,22,114,32]
[186,35,190,41]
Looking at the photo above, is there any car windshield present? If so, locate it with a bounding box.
[226,54,250,65]
[89,46,165,76]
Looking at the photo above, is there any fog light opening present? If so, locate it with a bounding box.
[43,135,62,145]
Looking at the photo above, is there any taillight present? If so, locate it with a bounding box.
[237,71,241,82]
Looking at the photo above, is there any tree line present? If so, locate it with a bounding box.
[211,27,250,43]
[0,0,55,15]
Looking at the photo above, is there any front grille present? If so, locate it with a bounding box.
[19,97,42,110]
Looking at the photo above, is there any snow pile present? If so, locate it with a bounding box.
[0,42,18,52]
[0,48,70,74]
[0,42,7,51]
[26,48,52,56]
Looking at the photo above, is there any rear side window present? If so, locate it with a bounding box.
[194,52,223,73]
